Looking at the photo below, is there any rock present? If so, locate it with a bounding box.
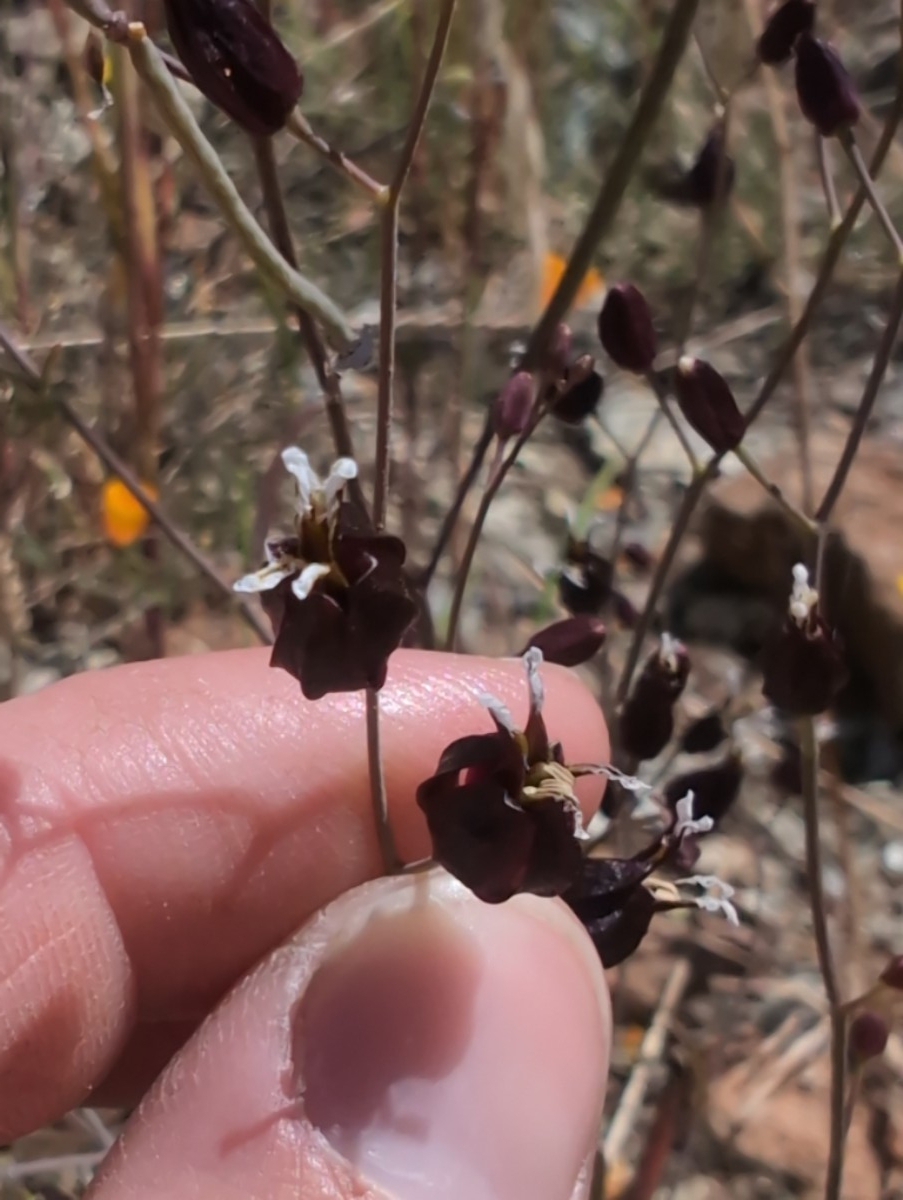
[698,430,903,734]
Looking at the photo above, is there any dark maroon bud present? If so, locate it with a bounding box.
[664,753,744,825]
[552,358,605,424]
[162,0,304,137]
[619,634,690,762]
[611,590,639,629]
[597,283,657,374]
[684,126,736,208]
[84,30,105,89]
[761,564,846,715]
[546,323,574,381]
[493,371,534,442]
[879,955,903,991]
[848,1010,889,1064]
[569,883,657,968]
[674,357,744,454]
[558,549,614,617]
[622,541,654,572]
[523,616,607,667]
[794,34,860,137]
[758,0,816,66]
[680,710,728,754]
[565,856,654,922]
[416,652,591,904]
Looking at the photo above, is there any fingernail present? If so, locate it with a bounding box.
[293,873,610,1200]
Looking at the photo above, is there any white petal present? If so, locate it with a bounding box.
[674,790,714,838]
[324,457,359,508]
[281,447,320,513]
[234,561,294,593]
[291,562,331,601]
[523,647,545,715]
[477,691,517,735]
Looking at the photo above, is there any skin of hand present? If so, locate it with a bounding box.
[0,648,612,1200]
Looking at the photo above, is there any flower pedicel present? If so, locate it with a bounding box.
[235,447,416,700]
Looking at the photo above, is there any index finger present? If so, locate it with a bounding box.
[0,648,608,1140]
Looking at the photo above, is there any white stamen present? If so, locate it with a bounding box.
[324,457,359,509]
[291,562,331,601]
[678,874,740,926]
[477,691,517,735]
[789,561,818,623]
[674,790,714,838]
[281,447,320,515]
[233,559,295,594]
[523,647,545,715]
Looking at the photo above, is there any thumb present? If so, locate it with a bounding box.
[88,870,611,1200]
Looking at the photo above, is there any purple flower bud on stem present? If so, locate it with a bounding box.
[762,564,846,715]
[674,357,745,454]
[523,616,607,667]
[794,34,860,138]
[163,0,304,137]
[848,1010,889,1064]
[757,0,816,66]
[619,634,690,761]
[879,955,903,991]
[597,284,657,374]
[552,356,604,424]
[492,371,535,442]
[684,125,736,209]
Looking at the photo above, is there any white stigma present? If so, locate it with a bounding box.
[659,631,683,673]
[674,790,714,839]
[281,446,358,518]
[523,647,545,715]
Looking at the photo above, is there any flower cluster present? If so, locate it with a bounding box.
[235,448,416,700]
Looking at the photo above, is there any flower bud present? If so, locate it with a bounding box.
[684,126,736,208]
[664,753,743,824]
[619,634,690,761]
[545,323,573,381]
[879,955,903,991]
[84,29,106,89]
[848,1010,889,1064]
[552,357,604,424]
[597,283,657,374]
[761,564,846,715]
[163,0,304,137]
[622,541,653,572]
[558,547,613,616]
[794,34,860,137]
[757,0,816,66]
[492,371,534,442]
[523,615,607,667]
[680,710,728,754]
[674,357,744,454]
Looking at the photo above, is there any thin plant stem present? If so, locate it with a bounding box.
[249,135,369,516]
[373,0,458,530]
[0,321,273,644]
[816,266,903,523]
[733,445,817,534]
[285,111,388,202]
[838,132,903,263]
[365,689,399,872]
[366,0,457,876]
[799,716,847,1200]
[816,134,842,230]
[444,413,543,651]
[644,369,701,473]
[523,0,702,367]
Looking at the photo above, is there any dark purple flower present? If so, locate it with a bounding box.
[674,357,745,454]
[680,710,728,754]
[619,634,690,762]
[551,356,605,424]
[758,0,816,66]
[597,284,657,374]
[163,0,303,136]
[523,616,607,667]
[659,126,736,209]
[493,371,535,442]
[558,544,614,616]
[664,753,744,825]
[566,870,657,967]
[416,651,594,904]
[794,34,860,137]
[546,323,574,382]
[235,448,416,700]
[761,564,845,715]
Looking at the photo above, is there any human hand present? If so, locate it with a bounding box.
[0,649,611,1200]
